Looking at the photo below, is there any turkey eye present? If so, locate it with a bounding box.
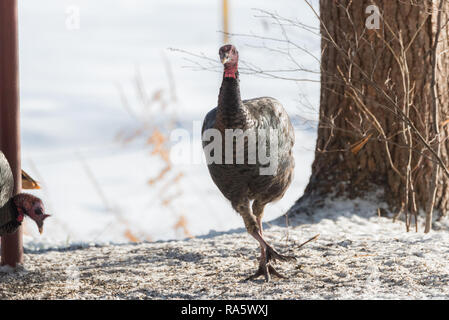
[35,207,43,215]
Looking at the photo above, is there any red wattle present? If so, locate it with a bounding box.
[224,64,238,78]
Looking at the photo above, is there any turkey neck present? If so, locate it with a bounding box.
[216,73,250,130]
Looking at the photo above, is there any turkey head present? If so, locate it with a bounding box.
[219,44,239,78]
[13,193,50,234]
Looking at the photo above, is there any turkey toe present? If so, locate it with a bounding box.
[265,245,296,263]
[245,263,287,282]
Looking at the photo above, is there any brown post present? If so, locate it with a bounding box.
[0,0,23,267]
[223,0,229,44]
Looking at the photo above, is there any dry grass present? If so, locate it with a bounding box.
[112,57,192,241]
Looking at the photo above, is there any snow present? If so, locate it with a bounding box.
[3,197,449,299]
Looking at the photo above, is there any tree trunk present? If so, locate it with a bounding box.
[292,1,449,219]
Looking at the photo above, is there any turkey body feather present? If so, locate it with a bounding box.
[202,96,295,207]
[0,151,14,206]
[0,151,20,235]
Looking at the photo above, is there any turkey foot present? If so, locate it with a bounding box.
[265,244,296,263]
[245,241,296,282]
[245,263,286,282]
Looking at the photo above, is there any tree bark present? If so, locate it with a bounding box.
[293,1,449,219]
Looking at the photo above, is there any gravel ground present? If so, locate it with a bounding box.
[2,198,449,299]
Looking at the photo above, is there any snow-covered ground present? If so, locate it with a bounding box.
[2,198,449,299]
[16,0,321,247]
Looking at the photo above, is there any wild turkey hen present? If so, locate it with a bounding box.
[0,151,49,236]
[202,45,295,281]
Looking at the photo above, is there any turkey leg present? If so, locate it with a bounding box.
[245,229,296,282]
[235,199,295,282]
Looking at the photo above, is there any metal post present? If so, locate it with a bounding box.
[0,0,23,267]
[223,0,229,44]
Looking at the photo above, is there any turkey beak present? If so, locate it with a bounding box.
[37,220,44,234]
[37,214,50,234]
[221,54,229,65]
[37,223,43,234]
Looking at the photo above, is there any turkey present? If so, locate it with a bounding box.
[202,44,296,281]
[0,151,50,236]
